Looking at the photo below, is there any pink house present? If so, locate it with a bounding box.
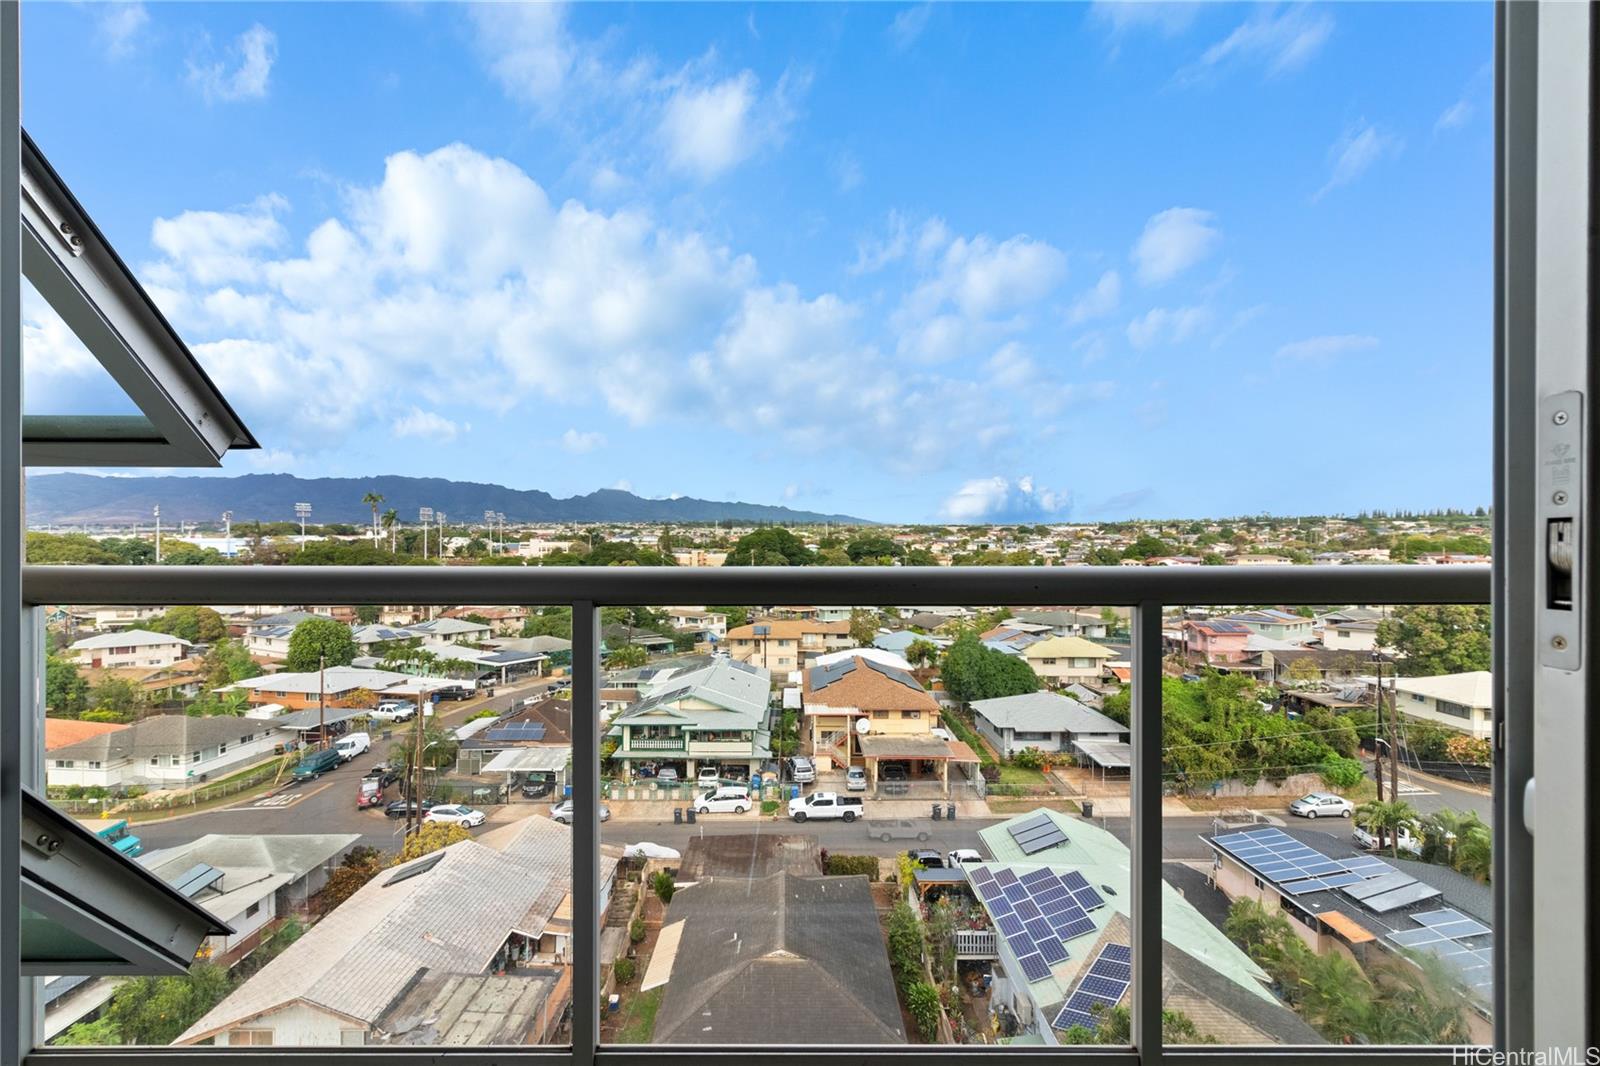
[1182,620,1252,665]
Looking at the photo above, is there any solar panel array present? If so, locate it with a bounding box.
[172,863,223,898]
[810,658,859,688]
[485,721,547,743]
[1051,943,1133,1032]
[1211,827,1445,910]
[1008,812,1069,855]
[970,862,1108,985]
[1387,910,1493,1000]
[860,656,924,692]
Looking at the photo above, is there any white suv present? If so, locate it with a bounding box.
[1288,792,1355,819]
[696,786,752,814]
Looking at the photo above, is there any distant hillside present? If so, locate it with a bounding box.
[25,473,871,527]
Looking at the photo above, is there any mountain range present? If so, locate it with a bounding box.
[26,473,870,527]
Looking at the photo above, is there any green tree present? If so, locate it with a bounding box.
[940,634,1040,703]
[723,527,815,567]
[848,608,879,646]
[905,639,940,668]
[355,604,381,624]
[397,821,471,862]
[1122,534,1175,560]
[1285,656,1323,682]
[26,532,119,564]
[89,676,143,716]
[522,607,573,639]
[905,982,941,1040]
[319,847,387,913]
[147,605,227,644]
[1355,799,1421,857]
[845,533,904,565]
[285,617,358,671]
[103,963,234,1045]
[707,605,750,629]
[202,638,262,689]
[650,869,676,904]
[1374,605,1491,676]
[45,654,90,717]
[52,1016,123,1046]
[885,899,924,991]
[362,491,385,543]
[605,643,650,670]
[1085,546,1123,566]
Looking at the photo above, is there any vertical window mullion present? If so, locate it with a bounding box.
[571,600,600,1066]
[1131,601,1163,1065]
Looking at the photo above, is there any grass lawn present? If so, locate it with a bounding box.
[995,765,1047,785]
[989,797,1081,815]
[610,986,663,1043]
[120,756,293,823]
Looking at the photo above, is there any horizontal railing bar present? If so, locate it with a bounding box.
[20,564,1490,608]
[23,1048,1477,1064]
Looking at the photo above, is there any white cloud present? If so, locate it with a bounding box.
[1126,305,1211,349]
[658,68,803,181]
[1089,1,1200,39]
[1275,333,1378,363]
[1131,207,1219,285]
[985,342,1035,389]
[888,4,934,50]
[895,230,1067,360]
[610,479,634,492]
[469,3,575,112]
[188,23,277,102]
[149,194,286,287]
[561,428,606,453]
[1314,120,1401,202]
[831,151,864,192]
[1179,6,1332,84]
[1435,99,1472,134]
[940,476,1069,523]
[98,2,149,58]
[1067,269,1122,324]
[391,408,461,441]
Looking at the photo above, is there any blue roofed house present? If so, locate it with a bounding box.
[606,658,773,780]
[1224,609,1316,644]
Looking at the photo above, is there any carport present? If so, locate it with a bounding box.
[856,735,979,797]
[1073,738,1132,785]
[481,745,572,802]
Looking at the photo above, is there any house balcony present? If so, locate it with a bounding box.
[626,736,685,752]
[954,929,998,959]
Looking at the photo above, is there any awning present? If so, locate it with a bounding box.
[481,746,573,774]
[1318,909,1376,944]
[859,735,964,760]
[1074,739,1132,769]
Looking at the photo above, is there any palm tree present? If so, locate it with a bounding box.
[362,492,385,545]
[381,508,398,552]
[1355,799,1420,857]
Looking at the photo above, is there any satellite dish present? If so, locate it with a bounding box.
[855,716,872,734]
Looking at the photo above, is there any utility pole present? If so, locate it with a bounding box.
[408,690,426,838]
[153,504,162,563]
[318,655,327,752]
[484,509,497,555]
[222,510,233,559]
[1386,658,1400,799]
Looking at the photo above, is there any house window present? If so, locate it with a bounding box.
[1437,700,1472,719]
[191,752,202,763]
[872,710,889,719]
[230,1029,274,1046]
[53,760,71,769]
[219,743,228,755]
[87,761,101,769]
[1041,657,1057,665]
[900,710,920,719]
[245,901,261,918]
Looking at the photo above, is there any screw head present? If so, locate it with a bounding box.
[1552,635,1568,651]
[1553,411,1570,425]
[1554,491,1570,506]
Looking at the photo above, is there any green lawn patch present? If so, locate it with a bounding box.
[611,986,663,1043]
[995,765,1047,786]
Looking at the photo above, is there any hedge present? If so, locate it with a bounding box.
[823,854,880,880]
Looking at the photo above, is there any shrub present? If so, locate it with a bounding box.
[122,785,147,799]
[629,917,647,944]
[823,854,880,880]
[1318,755,1366,790]
[1012,746,1045,770]
[613,958,636,985]
[979,763,1001,783]
[650,869,676,905]
[906,981,942,1041]
[466,709,499,722]
[886,901,923,990]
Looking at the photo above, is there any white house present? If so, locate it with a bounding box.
[407,617,493,644]
[1320,619,1380,652]
[67,629,190,670]
[1392,671,1495,740]
[46,715,283,790]
[971,691,1128,759]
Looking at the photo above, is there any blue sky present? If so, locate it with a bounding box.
[21,2,1493,523]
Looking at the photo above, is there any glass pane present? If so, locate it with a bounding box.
[21,277,141,417]
[597,603,1134,1047]
[37,602,572,1049]
[1161,600,1493,1047]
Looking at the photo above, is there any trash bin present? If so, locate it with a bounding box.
[673,807,683,824]
[790,785,800,800]
[932,803,942,821]
[946,803,956,821]
[686,807,696,824]
[1082,800,1095,818]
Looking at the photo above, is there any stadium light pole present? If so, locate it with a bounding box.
[152,504,161,563]
[294,501,312,551]
[222,511,233,559]
[419,507,433,561]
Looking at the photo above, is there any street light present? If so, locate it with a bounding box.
[294,502,312,549]
[419,507,434,560]
[221,511,233,559]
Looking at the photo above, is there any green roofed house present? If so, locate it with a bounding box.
[605,657,773,781]
[960,809,1320,1046]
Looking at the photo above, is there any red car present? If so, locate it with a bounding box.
[356,777,385,809]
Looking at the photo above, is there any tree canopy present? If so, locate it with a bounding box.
[1375,605,1491,676]
[723,527,816,567]
[147,606,227,644]
[285,617,358,671]
[940,634,1040,703]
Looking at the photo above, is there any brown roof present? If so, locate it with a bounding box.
[44,718,130,752]
[803,660,938,714]
[726,620,849,640]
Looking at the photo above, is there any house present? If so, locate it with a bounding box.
[1391,671,1495,740]
[442,606,529,635]
[665,608,727,639]
[224,665,457,710]
[238,611,325,659]
[1261,648,1372,686]
[46,715,284,790]
[63,605,165,631]
[176,816,618,1047]
[872,629,951,656]
[1182,620,1252,667]
[802,654,940,771]
[407,616,494,645]
[1013,609,1111,639]
[139,833,359,967]
[371,971,569,1045]
[671,549,728,567]
[601,625,676,656]
[724,619,852,672]
[67,629,190,670]
[1204,825,1492,1043]
[1320,618,1381,652]
[649,872,905,1044]
[1021,636,1115,688]
[606,658,773,779]
[43,718,128,753]
[961,809,1318,1045]
[1224,609,1315,643]
[456,696,571,775]
[970,691,1128,760]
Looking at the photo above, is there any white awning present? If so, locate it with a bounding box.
[481,746,572,774]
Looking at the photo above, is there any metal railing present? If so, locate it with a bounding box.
[19,563,1492,1066]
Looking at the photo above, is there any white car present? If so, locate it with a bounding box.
[334,732,371,761]
[696,786,752,814]
[1354,822,1423,855]
[623,841,682,861]
[845,766,868,791]
[550,799,611,824]
[368,703,413,722]
[947,848,984,866]
[696,766,722,789]
[424,804,486,828]
[1288,792,1355,819]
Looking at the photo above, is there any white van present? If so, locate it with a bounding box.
[696,786,752,815]
[335,732,371,761]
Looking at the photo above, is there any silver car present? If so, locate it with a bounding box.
[550,799,611,825]
[1288,792,1355,819]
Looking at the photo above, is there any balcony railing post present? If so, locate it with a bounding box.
[1131,601,1163,1065]
[571,601,599,1066]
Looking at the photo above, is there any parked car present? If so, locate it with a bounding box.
[696,766,722,789]
[947,848,984,866]
[845,766,868,791]
[866,818,930,842]
[291,748,342,781]
[1289,792,1355,819]
[788,791,863,823]
[520,774,555,799]
[1354,822,1423,855]
[335,732,371,762]
[357,777,385,809]
[550,799,611,824]
[697,786,752,814]
[656,767,680,785]
[788,756,816,783]
[623,841,682,860]
[907,848,945,869]
[384,798,437,819]
[878,761,910,782]
[371,701,415,722]
[425,804,487,828]
[364,763,399,788]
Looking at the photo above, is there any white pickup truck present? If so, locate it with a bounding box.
[1353,822,1423,856]
[788,791,864,823]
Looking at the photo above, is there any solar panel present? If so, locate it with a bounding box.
[1006,933,1036,958]
[1020,868,1057,889]
[989,896,1015,918]
[974,880,1000,903]
[997,914,1026,937]
[1033,883,1069,905]
[1360,881,1444,913]
[485,721,547,743]
[1017,829,1069,855]
[1024,918,1055,942]
[1072,885,1107,911]
[1102,943,1132,964]
[1281,878,1334,895]
[1433,919,1491,939]
[1095,959,1132,984]
[1017,953,1053,983]
[1050,943,1132,1032]
[971,868,997,887]
[1037,937,1070,964]
[172,863,224,898]
[1003,883,1029,903]
[1342,871,1419,901]
[995,868,1020,887]
[1390,927,1450,948]
[1060,870,1091,892]
[1054,916,1098,941]
[1079,975,1126,1000]
[1412,909,1490,937]
[1011,812,1054,834]
[1014,899,1042,920]
[1317,872,1366,889]
[385,851,445,886]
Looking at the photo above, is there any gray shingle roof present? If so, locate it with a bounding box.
[49,714,274,762]
[971,691,1127,735]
